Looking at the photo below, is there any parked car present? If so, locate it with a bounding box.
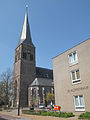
[30,106,34,110]
[39,103,45,109]
[47,104,54,111]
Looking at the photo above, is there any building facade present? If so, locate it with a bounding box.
[53,39,90,113]
[12,9,53,107]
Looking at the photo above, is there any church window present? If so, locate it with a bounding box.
[14,80,17,100]
[33,88,36,99]
[18,53,20,60]
[31,87,32,90]
[51,88,54,94]
[46,74,49,78]
[30,54,33,61]
[15,55,17,62]
[42,87,45,91]
[23,52,27,59]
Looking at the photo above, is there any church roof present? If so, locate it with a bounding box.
[30,78,53,87]
[36,67,53,79]
[18,8,34,46]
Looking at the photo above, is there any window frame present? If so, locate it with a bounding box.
[74,95,85,111]
[71,69,81,84]
[30,54,33,61]
[68,51,78,66]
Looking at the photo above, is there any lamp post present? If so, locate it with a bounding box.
[18,88,20,116]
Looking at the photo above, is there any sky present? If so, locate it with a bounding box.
[0,0,90,74]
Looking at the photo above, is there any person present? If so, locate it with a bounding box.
[50,101,53,109]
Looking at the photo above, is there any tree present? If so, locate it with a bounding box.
[0,81,5,105]
[46,92,55,104]
[0,68,13,106]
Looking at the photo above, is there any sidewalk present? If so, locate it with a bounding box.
[0,111,78,120]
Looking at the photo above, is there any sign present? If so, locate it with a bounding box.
[54,105,61,111]
[67,86,88,93]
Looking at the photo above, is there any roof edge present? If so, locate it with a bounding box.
[52,38,90,59]
[36,66,53,71]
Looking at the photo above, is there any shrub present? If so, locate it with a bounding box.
[79,112,90,119]
[22,110,75,118]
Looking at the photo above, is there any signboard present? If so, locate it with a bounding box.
[54,105,61,111]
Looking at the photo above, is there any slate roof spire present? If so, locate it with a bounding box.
[18,5,34,46]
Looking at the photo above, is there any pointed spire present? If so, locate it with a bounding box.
[18,6,33,46]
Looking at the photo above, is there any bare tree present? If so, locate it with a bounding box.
[0,68,13,106]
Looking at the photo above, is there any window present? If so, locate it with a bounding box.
[23,53,27,59]
[17,53,20,60]
[44,74,48,78]
[71,70,80,84]
[42,87,45,91]
[69,51,78,66]
[15,55,17,62]
[51,88,54,94]
[30,54,33,61]
[32,88,36,99]
[74,95,85,111]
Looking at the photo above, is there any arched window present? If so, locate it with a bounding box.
[23,52,27,59]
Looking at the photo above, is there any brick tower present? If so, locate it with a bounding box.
[12,8,36,107]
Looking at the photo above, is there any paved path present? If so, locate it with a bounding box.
[0,113,20,120]
[0,113,32,120]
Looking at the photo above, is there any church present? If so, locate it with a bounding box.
[12,8,54,107]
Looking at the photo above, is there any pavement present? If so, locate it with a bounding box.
[0,113,32,120]
[0,109,78,120]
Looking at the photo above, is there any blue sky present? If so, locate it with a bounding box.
[0,0,90,74]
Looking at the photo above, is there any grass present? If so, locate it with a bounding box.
[79,112,90,119]
[22,110,75,118]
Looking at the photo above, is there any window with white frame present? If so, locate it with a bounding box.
[71,70,80,83]
[74,95,85,111]
[69,51,78,66]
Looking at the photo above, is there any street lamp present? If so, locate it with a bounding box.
[18,88,20,116]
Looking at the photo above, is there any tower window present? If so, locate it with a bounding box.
[15,55,17,62]
[23,53,27,59]
[30,54,33,61]
[18,53,20,60]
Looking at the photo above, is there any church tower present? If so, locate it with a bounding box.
[12,8,36,107]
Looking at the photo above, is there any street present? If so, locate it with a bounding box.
[0,113,31,120]
[0,113,20,120]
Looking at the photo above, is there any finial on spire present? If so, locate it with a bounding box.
[26,4,28,12]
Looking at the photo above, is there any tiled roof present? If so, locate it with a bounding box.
[36,67,53,79]
[30,78,53,87]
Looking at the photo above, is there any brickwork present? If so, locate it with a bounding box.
[12,43,36,107]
